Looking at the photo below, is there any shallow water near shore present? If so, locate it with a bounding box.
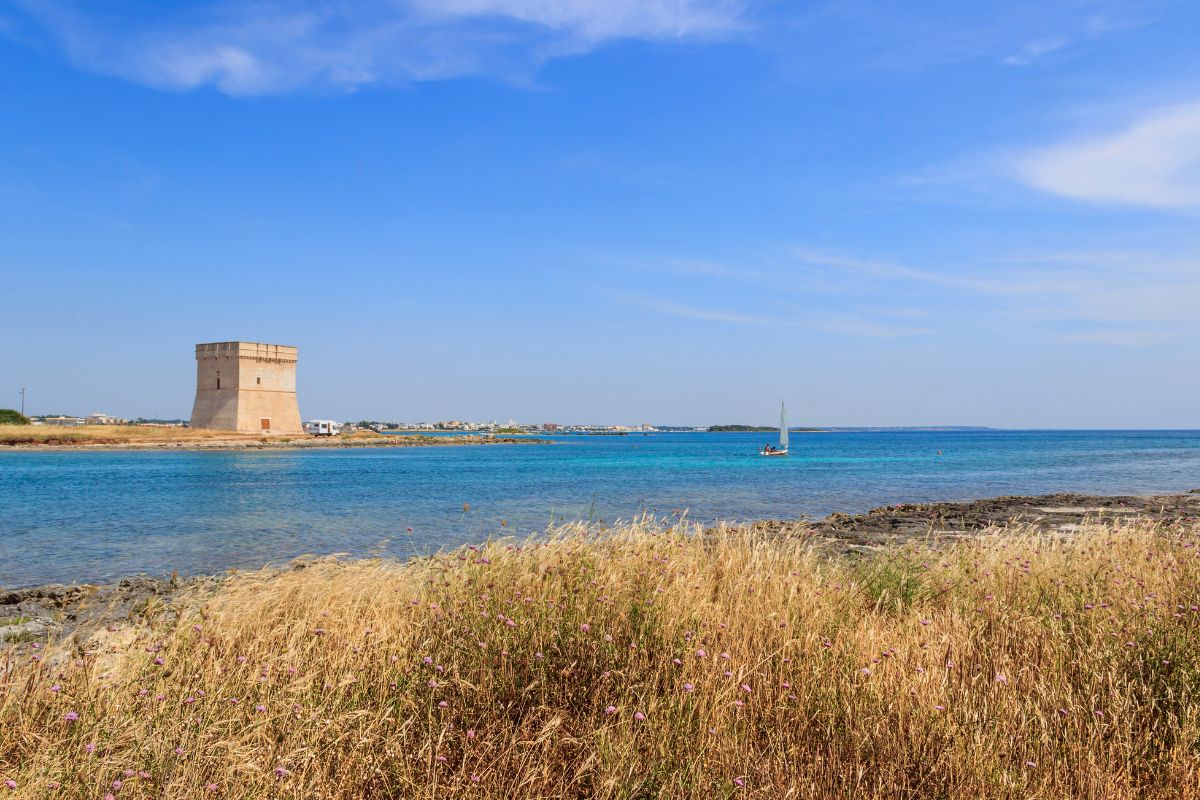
[2,430,1199,587]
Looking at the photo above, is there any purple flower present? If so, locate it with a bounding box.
[634,711,646,721]
[63,711,79,722]
[604,705,618,715]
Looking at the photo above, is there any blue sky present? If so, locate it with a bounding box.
[2,0,1198,427]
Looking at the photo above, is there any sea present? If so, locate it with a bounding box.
[2,430,1199,588]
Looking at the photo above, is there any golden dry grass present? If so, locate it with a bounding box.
[0,425,391,447]
[0,425,255,446]
[3,518,1199,798]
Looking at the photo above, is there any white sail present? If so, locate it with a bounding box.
[779,401,788,449]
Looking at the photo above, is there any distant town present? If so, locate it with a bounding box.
[20,413,688,434]
[17,413,992,434]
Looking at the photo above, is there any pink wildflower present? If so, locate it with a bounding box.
[63,711,79,722]
[683,683,695,692]
[604,705,618,715]
[634,711,646,721]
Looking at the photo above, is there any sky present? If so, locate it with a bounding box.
[1,0,1198,428]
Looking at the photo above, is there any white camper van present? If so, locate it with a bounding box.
[305,420,342,437]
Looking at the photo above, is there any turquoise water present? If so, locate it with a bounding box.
[2,430,1199,587]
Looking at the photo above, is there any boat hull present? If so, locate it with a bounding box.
[760,449,789,457]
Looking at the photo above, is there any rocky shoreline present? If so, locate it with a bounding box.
[746,488,1200,552]
[3,434,544,451]
[4,489,1199,653]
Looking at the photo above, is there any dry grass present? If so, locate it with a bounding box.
[3,518,1199,798]
[0,425,256,446]
[0,425,390,447]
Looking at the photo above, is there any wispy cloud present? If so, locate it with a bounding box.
[629,297,797,328]
[1012,101,1200,209]
[1002,6,1151,66]
[790,247,1200,338]
[11,0,746,95]
[625,295,931,338]
[623,245,1200,346]
[1003,35,1070,66]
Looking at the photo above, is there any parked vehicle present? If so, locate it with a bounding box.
[305,419,343,436]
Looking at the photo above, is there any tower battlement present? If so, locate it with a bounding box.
[190,341,303,434]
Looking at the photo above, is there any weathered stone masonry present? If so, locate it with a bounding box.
[189,342,303,434]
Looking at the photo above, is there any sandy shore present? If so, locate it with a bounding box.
[4,488,1197,651]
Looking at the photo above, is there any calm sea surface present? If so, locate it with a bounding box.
[2,430,1199,587]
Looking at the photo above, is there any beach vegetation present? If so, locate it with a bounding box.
[0,410,29,425]
[2,517,1198,798]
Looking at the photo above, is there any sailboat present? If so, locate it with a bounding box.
[760,401,789,456]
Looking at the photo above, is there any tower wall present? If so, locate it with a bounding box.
[190,342,303,434]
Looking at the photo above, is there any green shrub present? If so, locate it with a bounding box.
[0,409,29,425]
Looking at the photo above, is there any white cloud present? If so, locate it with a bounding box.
[1003,35,1069,66]
[15,0,745,95]
[789,247,1200,342]
[632,298,795,328]
[1013,102,1200,209]
[628,246,1200,345]
[627,295,931,338]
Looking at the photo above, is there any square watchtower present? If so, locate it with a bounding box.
[190,342,303,434]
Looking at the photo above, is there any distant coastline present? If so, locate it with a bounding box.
[0,425,544,451]
[706,425,993,433]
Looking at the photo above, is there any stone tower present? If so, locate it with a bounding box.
[190,342,303,434]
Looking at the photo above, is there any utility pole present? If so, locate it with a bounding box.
[19,387,26,416]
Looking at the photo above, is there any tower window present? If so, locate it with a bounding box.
[257,377,261,385]
[216,377,221,389]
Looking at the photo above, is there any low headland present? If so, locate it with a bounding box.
[3,490,1199,798]
[0,425,541,451]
